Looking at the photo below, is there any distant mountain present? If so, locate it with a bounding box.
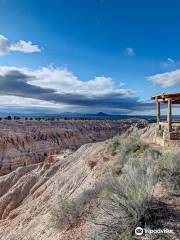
[1,110,180,123]
[95,112,110,117]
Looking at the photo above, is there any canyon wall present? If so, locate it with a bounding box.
[0,119,147,175]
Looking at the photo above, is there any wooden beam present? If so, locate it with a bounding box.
[151,92,180,100]
[155,99,180,104]
[156,98,161,130]
[172,101,180,104]
[167,99,172,132]
[156,99,167,103]
[159,122,168,127]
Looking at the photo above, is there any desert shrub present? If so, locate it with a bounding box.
[86,210,97,220]
[51,199,78,227]
[51,187,102,229]
[93,146,179,239]
[52,133,179,239]
[159,151,180,195]
[107,135,126,155]
[92,142,160,240]
[109,135,153,180]
[87,160,97,170]
[121,154,158,207]
[112,164,123,176]
[108,134,148,161]
[100,188,113,200]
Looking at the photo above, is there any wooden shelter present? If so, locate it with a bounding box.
[151,92,180,140]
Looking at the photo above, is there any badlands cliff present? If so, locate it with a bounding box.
[0,124,179,240]
[0,119,147,176]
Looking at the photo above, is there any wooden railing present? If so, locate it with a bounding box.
[169,131,180,140]
[157,121,180,140]
[159,121,180,127]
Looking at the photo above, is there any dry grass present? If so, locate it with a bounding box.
[94,150,159,239]
[159,151,180,195]
[86,134,162,239]
[51,133,180,239]
[108,133,149,162]
[51,187,102,229]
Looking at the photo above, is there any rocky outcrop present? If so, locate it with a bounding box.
[0,119,147,175]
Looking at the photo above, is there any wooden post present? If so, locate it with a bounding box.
[156,98,161,130]
[167,99,172,132]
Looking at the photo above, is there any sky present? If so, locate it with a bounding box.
[0,0,180,115]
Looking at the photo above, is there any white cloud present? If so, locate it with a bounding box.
[0,34,40,56]
[0,95,68,109]
[125,47,135,57]
[0,65,130,96]
[10,40,40,53]
[0,65,146,113]
[24,66,129,95]
[147,69,180,87]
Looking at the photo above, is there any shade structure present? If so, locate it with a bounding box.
[151,92,180,104]
[151,92,180,135]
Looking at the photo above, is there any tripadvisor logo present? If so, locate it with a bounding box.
[134,226,174,237]
[135,227,144,236]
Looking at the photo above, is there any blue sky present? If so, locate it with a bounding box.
[0,0,180,115]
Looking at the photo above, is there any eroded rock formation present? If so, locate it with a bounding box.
[0,119,147,175]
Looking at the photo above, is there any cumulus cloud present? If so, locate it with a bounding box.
[0,34,40,56]
[125,47,135,57]
[28,67,128,95]
[10,40,40,53]
[0,66,153,113]
[147,69,180,87]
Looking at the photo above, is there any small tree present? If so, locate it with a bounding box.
[6,115,12,120]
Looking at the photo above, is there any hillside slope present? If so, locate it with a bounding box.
[0,141,110,240]
[0,125,179,240]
